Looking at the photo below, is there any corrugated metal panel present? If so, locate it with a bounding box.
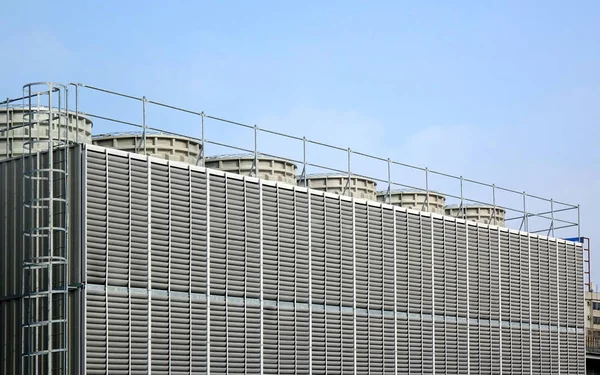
[82,146,586,374]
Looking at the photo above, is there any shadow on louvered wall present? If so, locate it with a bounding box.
[0,146,85,375]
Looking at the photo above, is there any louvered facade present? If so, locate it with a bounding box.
[0,144,586,374]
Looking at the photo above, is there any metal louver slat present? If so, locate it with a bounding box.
[245,181,261,299]
[209,174,226,296]
[86,289,107,374]
[171,294,190,373]
[210,299,226,373]
[107,155,131,287]
[382,208,395,374]
[131,292,148,374]
[151,163,170,291]
[279,188,296,304]
[151,293,169,374]
[130,159,148,289]
[170,168,191,293]
[191,298,207,373]
[86,153,108,285]
[324,197,341,307]
[395,210,409,372]
[355,204,368,309]
[263,185,279,302]
[191,170,208,295]
[107,291,129,372]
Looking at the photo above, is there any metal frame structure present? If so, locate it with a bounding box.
[0,81,587,374]
[0,82,581,238]
[19,82,70,374]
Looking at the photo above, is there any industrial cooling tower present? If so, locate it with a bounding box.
[92,132,202,165]
[445,204,507,227]
[297,173,378,201]
[0,107,92,159]
[204,153,298,185]
[377,189,446,214]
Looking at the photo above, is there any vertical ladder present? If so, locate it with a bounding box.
[21,82,69,375]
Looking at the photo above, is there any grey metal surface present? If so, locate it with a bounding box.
[0,82,586,373]
[0,145,84,375]
[83,146,585,374]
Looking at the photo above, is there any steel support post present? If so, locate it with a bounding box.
[460,176,464,219]
[387,158,391,204]
[200,112,205,167]
[523,192,528,232]
[142,97,147,155]
[346,148,351,195]
[492,184,496,224]
[302,137,307,187]
[425,168,430,212]
[254,125,258,178]
[550,199,555,237]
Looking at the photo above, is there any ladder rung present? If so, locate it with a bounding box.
[23,167,68,175]
[22,348,67,357]
[24,197,68,204]
[23,257,68,268]
[22,290,68,298]
[23,319,67,329]
[24,227,67,235]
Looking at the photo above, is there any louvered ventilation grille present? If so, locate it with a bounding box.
[85,147,585,374]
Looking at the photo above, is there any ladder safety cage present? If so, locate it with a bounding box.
[20,82,70,375]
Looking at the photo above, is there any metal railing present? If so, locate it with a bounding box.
[1,82,581,238]
[588,329,600,354]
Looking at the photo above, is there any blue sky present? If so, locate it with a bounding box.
[2,1,599,280]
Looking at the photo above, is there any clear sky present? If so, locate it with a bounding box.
[2,1,599,281]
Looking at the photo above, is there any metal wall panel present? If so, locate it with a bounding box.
[83,146,586,374]
[0,146,84,375]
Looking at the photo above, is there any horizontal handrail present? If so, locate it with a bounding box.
[1,83,581,237]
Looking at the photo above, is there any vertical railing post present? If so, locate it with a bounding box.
[200,112,205,167]
[578,204,581,239]
[550,198,555,237]
[142,96,147,155]
[387,158,392,204]
[302,137,307,187]
[522,192,528,232]
[75,84,79,144]
[254,125,259,177]
[492,184,496,224]
[425,168,429,212]
[460,176,464,219]
[47,82,54,375]
[64,87,68,145]
[4,98,8,159]
[347,148,352,194]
